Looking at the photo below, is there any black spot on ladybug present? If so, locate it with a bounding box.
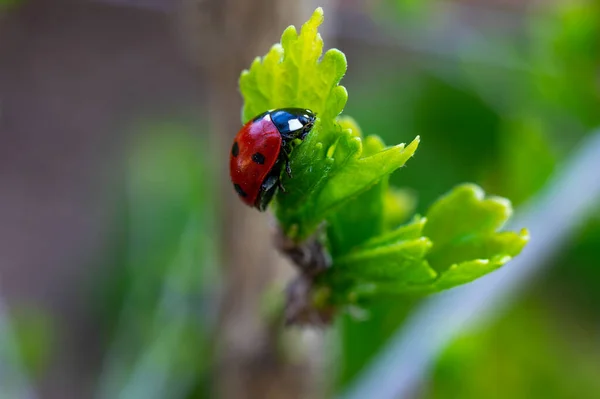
[231,141,239,157]
[233,183,247,197]
[252,152,266,164]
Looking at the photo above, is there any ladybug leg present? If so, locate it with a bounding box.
[281,149,293,178]
[278,179,287,193]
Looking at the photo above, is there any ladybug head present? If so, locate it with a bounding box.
[270,108,316,140]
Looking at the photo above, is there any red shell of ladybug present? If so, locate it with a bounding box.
[230,108,315,211]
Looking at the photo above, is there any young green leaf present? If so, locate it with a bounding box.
[333,238,434,283]
[326,118,389,258]
[239,7,346,132]
[330,184,529,300]
[357,216,427,251]
[423,184,529,273]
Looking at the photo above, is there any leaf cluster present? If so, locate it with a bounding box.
[239,8,528,313]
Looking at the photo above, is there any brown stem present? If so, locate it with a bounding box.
[274,227,336,326]
[180,1,320,398]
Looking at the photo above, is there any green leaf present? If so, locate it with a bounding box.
[325,117,390,257]
[326,175,387,258]
[322,216,434,303]
[357,215,426,250]
[312,138,420,219]
[428,256,511,291]
[334,237,434,283]
[329,184,528,300]
[277,133,419,239]
[240,7,347,132]
[423,183,529,273]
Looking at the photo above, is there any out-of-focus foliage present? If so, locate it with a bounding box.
[337,0,600,394]
[11,308,53,378]
[529,0,600,130]
[426,299,600,399]
[94,122,216,399]
[0,0,24,10]
[550,211,600,315]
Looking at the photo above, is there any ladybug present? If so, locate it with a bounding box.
[230,108,316,211]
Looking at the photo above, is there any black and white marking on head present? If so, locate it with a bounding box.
[231,141,239,157]
[286,118,303,131]
[251,152,266,164]
[233,183,247,197]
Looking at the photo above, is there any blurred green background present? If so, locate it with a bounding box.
[0,0,599,398]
